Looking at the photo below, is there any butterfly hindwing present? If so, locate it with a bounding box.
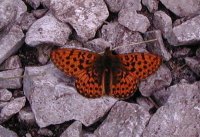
[117,52,161,80]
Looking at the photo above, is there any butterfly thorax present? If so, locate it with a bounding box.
[93,48,125,95]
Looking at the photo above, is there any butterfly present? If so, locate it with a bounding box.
[50,47,161,99]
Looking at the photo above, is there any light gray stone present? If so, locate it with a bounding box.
[26,0,41,9]
[136,97,155,111]
[118,9,150,33]
[95,101,150,137]
[185,57,200,76]
[18,107,36,125]
[122,0,142,11]
[104,0,124,12]
[0,125,18,137]
[152,88,171,106]
[0,97,26,122]
[0,102,8,110]
[0,25,24,65]
[20,12,37,31]
[143,81,200,137]
[139,65,172,97]
[144,30,172,61]
[153,11,172,39]
[0,68,23,89]
[0,55,22,70]
[60,121,82,137]
[142,0,158,13]
[23,64,117,127]
[160,0,200,17]
[25,14,71,47]
[15,0,27,21]
[168,15,200,46]
[0,89,12,102]
[37,45,51,65]
[32,9,48,18]
[101,22,147,53]
[50,0,109,41]
[37,128,53,137]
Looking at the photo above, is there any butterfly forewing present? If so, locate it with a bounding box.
[50,48,104,98]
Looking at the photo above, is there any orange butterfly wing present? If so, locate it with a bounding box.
[50,48,104,98]
[109,52,161,99]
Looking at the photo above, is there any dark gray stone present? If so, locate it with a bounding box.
[0,55,22,70]
[26,0,41,9]
[20,12,37,31]
[50,0,109,41]
[142,0,159,13]
[143,81,200,137]
[23,64,117,127]
[185,57,200,76]
[136,97,155,111]
[172,48,191,58]
[25,14,71,47]
[95,101,150,137]
[0,68,23,89]
[152,88,171,106]
[37,45,51,65]
[18,107,36,125]
[32,9,48,18]
[144,30,172,61]
[37,128,53,137]
[104,0,124,12]
[196,48,200,58]
[139,65,172,97]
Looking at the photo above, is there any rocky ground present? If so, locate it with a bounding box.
[0,0,200,137]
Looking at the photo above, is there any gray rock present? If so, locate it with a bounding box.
[20,12,37,31]
[60,121,82,137]
[26,0,41,9]
[0,125,18,137]
[18,107,36,125]
[152,88,171,106]
[50,0,109,41]
[0,102,8,110]
[32,9,48,18]
[83,133,97,137]
[136,97,155,111]
[85,38,112,53]
[15,0,27,21]
[143,81,200,137]
[104,0,124,12]
[168,15,200,46]
[0,55,22,70]
[185,57,200,76]
[0,97,26,122]
[37,45,51,65]
[160,0,200,17]
[25,133,32,137]
[196,48,200,58]
[118,9,150,33]
[172,47,191,58]
[122,0,142,11]
[0,68,23,89]
[25,14,71,47]
[0,25,24,65]
[101,22,147,53]
[153,11,172,39]
[23,64,117,127]
[0,89,12,102]
[37,128,53,137]
[142,0,159,13]
[144,30,172,61]
[139,65,172,97]
[95,101,150,137]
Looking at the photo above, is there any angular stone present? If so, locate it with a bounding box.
[144,30,172,61]
[172,47,191,58]
[153,11,172,39]
[139,65,172,97]
[136,97,155,111]
[23,64,117,127]
[0,25,24,65]
[37,45,51,65]
[15,0,27,21]
[37,128,53,137]
[32,9,48,18]
[0,125,18,137]
[152,88,171,106]
[60,121,82,137]
[122,0,142,11]
[25,14,71,47]
[0,55,22,70]
[50,0,109,41]
[0,89,12,102]
[143,81,200,137]
[18,107,36,125]
[85,38,112,53]
[142,0,159,13]
[101,22,147,53]
[94,101,150,137]
[168,15,200,46]
[0,68,23,89]
[20,12,37,31]
[185,57,200,76]
[160,0,200,17]
[83,133,97,137]
[26,0,41,9]
[104,0,124,12]
[118,9,150,33]
[0,97,26,122]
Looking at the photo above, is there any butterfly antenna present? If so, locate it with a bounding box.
[112,38,158,51]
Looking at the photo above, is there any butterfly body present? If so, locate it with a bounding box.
[50,47,161,99]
